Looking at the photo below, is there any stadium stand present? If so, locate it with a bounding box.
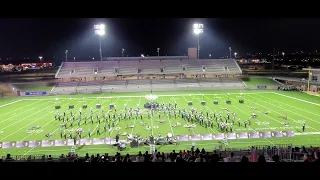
[53,58,244,94]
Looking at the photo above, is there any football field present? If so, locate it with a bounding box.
[0,90,320,157]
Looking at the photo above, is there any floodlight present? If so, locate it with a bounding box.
[94,24,106,61]
[193,24,204,35]
[94,24,106,36]
[193,23,204,59]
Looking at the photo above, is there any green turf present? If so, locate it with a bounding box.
[242,77,280,87]
[13,83,55,92]
[0,90,320,157]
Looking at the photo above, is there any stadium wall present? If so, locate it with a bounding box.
[8,83,50,97]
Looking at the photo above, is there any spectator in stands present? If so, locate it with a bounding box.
[47,155,53,162]
[84,153,90,161]
[104,153,109,162]
[90,154,95,162]
[152,154,163,162]
[195,153,206,162]
[188,151,196,162]
[122,154,132,162]
[240,156,249,162]
[165,154,171,162]
[68,154,76,162]
[5,154,13,162]
[195,148,200,155]
[41,155,46,162]
[27,155,32,162]
[303,154,312,162]
[258,155,266,162]
[153,149,158,157]
[94,154,100,162]
[272,155,280,162]
[314,151,320,163]
[143,151,150,162]
[176,154,186,162]
[209,151,220,162]
[136,151,144,162]
[182,150,187,157]
[160,152,165,161]
[201,148,206,154]
[224,152,236,162]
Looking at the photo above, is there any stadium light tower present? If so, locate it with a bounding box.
[157,48,160,56]
[229,47,232,59]
[193,23,204,59]
[94,24,106,61]
[282,52,285,60]
[122,48,125,57]
[39,56,43,63]
[234,52,237,58]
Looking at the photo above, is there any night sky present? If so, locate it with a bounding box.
[0,18,320,62]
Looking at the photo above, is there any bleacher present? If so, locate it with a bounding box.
[52,57,244,94]
[55,58,242,78]
[52,78,246,94]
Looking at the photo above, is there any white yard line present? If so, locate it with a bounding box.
[242,95,319,132]
[130,97,139,135]
[0,100,53,128]
[0,101,62,141]
[257,94,320,117]
[248,94,320,131]
[180,95,196,135]
[0,100,40,119]
[195,93,236,134]
[274,92,320,107]
[192,94,221,134]
[90,96,112,137]
[50,83,57,92]
[241,80,248,87]
[225,95,274,145]
[20,100,85,142]
[202,93,274,145]
[0,100,23,108]
[23,100,87,155]
[161,96,175,136]
[107,97,121,138]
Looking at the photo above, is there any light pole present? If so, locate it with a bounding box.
[122,48,125,57]
[157,48,160,56]
[234,52,237,58]
[65,50,68,62]
[209,54,211,58]
[282,52,285,60]
[39,56,43,63]
[193,24,203,59]
[229,47,232,59]
[94,24,106,61]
